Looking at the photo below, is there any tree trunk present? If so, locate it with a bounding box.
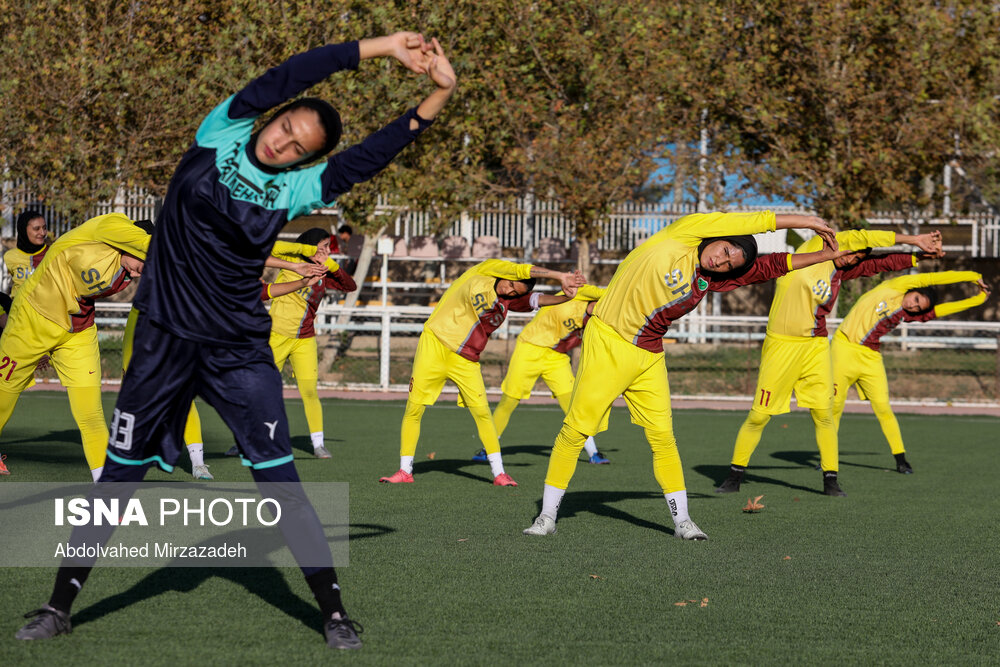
[576,237,592,279]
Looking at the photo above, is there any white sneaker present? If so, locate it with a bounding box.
[192,464,214,481]
[674,519,708,541]
[522,514,557,536]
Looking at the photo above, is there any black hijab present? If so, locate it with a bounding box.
[15,210,46,254]
[697,235,759,282]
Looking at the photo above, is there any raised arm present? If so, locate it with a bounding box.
[774,214,838,250]
[264,256,326,277]
[263,275,322,300]
[895,230,943,256]
[229,43,362,120]
[932,278,991,318]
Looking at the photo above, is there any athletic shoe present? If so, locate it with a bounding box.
[471,448,488,462]
[673,519,708,541]
[822,473,847,497]
[324,615,363,650]
[714,465,745,493]
[895,457,914,474]
[16,606,71,640]
[493,472,518,487]
[191,464,213,481]
[0,454,9,475]
[522,513,556,536]
[224,445,239,457]
[588,451,610,464]
[379,470,414,484]
[314,446,332,459]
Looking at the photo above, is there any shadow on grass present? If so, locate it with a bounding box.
[71,522,393,635]
[413,457,495,483]
[529,490,677,536]
[2,428,82,447]
[771,449,888,472]
[692,464,823,495]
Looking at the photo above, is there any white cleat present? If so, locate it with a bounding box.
[674,519,708,541]
[522,513,557,536]
[192,464,214,481]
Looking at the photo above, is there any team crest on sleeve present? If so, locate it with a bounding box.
[697,277,708,291]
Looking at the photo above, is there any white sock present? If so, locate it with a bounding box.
[541,484,566,519]
[665,490,690,526]
[487,452,505,477]
[400,456,414,474]
[310,432,324,449]
[583,436,598,457]
[186,443,205,467]
[90,466,103,482]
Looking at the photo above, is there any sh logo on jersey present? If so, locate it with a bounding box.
[664,269,690,299]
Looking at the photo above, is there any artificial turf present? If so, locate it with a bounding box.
[1,391,998,664]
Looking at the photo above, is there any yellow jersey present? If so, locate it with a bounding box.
[767,230,906,338]
[424,259,535,361]
[835,271,984,351]
[594,211,778,352]
[519,285,606,353]
[267,251,353,338]
[20,213,151,333]
[5,245,49,295]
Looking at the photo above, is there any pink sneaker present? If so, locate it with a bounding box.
[0,454,9,475]
[379,469,414,484]
[492,472,517,487]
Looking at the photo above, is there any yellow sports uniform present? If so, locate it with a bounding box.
[547,211,779,502]
[0,213,149,475]
[832,271,985,455]
[731,230,907,474]
[501,285,605,400]
[267,242,347,442]
[4,245,48,295]
[394,259,537,480]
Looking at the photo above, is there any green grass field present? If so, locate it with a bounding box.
[2,392,998,664]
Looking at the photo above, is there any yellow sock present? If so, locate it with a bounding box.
[544,423,587,489]
[0,389,21,437]
[298,377,323,434]
[812,407,839,472]
[66,386,109,472]
[491,393,520,438]
[732,409,770,467]
[871,400,905,455]
[469,404,501,455]
[183,402,203,445]
[645,427,685,493]
[400,399,425,457]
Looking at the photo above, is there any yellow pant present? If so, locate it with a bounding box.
[732,332,838,471]
[270,332,322,434]
[0,299,107,471]
[500,339,575,400]
[832,334,904,454]
[401,331,499,458]
[545,316,685,493]
[753,332,833,414]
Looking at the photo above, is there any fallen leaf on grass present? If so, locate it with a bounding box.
[589,574,603,580]
[457,538,467,542]
[427,452,436,459]
[674,602,687,607]
[781,424,788,428]
[783,556,791,560]
[742,495,765,512]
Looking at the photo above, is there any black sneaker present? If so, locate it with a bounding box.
[224,445,239,457]
[822,472,847,497]
[324,615,363,650]
[895,455,913,474]
[16,606,71,640]
[714,465,745,494]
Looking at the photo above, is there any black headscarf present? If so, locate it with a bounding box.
[697,235,759,282]
[250,98,342,172]
[15,210,46,254]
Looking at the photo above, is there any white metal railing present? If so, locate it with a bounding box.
[5,180,1000,257]
[94,302,1000,395]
